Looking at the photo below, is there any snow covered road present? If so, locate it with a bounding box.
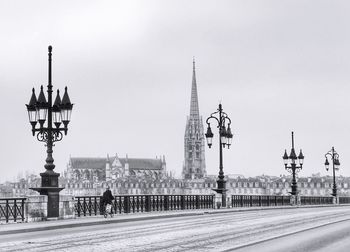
[1,206,350,251]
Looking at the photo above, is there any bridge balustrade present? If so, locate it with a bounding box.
[300,196,333,205]
[231,195,340,207]
[75,194,214,217]
[0,198,26,223]
[339,197,350,204]
[231,195,290,207]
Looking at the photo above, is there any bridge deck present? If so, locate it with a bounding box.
[0,205,350,251]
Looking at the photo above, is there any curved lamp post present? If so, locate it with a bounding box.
[283,132,304,196]
[324,147,340,197]
[26,46,73,218]
[205,103,233,207]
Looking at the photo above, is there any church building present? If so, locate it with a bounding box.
[66,154,167,182]
[182,60,207,179]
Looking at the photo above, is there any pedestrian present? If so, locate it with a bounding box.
[102,185,114,218]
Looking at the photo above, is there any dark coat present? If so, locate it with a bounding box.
[102,189,114,204]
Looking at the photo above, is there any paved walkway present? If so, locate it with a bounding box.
[0,204,348,235]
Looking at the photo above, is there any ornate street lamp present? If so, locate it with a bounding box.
[205,103,233,207]
[26,46,73,218]
[283,132,304,196]
[324,147,340,197]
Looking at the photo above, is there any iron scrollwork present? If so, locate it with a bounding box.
[36,130,63,143]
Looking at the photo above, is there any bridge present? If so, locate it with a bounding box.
[0,205,349,251]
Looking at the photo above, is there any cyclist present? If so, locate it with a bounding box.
[102,185,114,218]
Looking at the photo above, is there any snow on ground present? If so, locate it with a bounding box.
[0,206,350,252]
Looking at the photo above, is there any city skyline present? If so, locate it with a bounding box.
[1,1,350,183]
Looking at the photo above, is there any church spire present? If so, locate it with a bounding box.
[190,58,200,119]
[183,58,206,180]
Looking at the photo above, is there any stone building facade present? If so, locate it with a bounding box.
[7,174,350,198]
[182,60,206,179]
[66,154,167,182]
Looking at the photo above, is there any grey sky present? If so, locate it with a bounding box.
[1,0,350,182]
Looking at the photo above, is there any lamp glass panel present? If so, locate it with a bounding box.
[283,158,288,165]
[28,110,37,123]
[61,109,72,122]
[299,158,304,165]
[206,137,213,146]
[227,137,232,145]
[53,111,62,124]
[220,135,227,144]
[37,108,48,121]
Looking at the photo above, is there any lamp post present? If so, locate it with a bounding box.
[205,103,233,208]
[283,132,304,196]
[26,46,73,218]
[324,147,340,198]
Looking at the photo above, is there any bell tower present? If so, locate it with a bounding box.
[182,59,206,179]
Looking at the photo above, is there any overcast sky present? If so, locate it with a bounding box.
[1,0,350,182]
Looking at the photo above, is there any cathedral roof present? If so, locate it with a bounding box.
[119,158,163,170]
[69,157,163,170]
[70,157,106,170]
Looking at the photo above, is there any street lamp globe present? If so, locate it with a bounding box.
[26,88,37,126]
[220,125,227,146]
[36,85,49,126]
[60,86,73,128]
[53,90,62,128]
[205,124,214,148]
[334,158,340,170]
[324,158,330,171]
[298,150,304,165]
[226,125,233,147]
[283,150,289,166]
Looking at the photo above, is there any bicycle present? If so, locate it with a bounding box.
[103,203,113,218]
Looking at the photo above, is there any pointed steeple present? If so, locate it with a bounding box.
[190,58,200,120]
[183,58,206,180]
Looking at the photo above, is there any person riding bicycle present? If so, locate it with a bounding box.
[102,186,114,217]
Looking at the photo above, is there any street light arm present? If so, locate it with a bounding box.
[210,110,220,117]
[221,111,229,118]
[325,151,333,159]
[206,115,220,126]
[325,150,339,161]
[222,114,231,125]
